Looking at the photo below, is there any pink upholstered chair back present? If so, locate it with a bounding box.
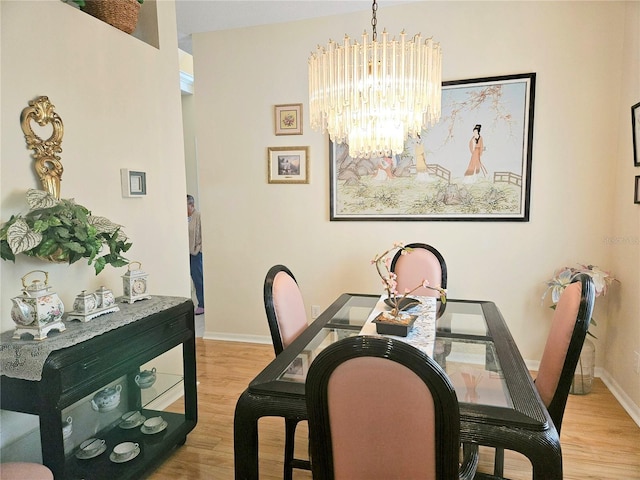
[306,336,462,480]
[327,357,437,480]
[536,281,582,407]
[272,271,308,350]
[392,244,446,297]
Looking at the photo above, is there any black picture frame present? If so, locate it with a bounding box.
[632,101,640,167]
[329,73,536,221]
[635,176,640,204]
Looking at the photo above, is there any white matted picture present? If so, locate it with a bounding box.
[267,146,309,184]
[120,169,147,197]
[274,104,303,135]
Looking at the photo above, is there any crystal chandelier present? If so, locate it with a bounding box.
[308,0,442,158]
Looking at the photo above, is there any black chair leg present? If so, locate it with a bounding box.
[494,447,505,477]
[284,419,297,480]
[460,443,479,480]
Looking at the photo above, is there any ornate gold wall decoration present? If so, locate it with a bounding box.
[20,96,64,199]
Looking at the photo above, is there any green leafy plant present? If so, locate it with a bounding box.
[1,189,132,275]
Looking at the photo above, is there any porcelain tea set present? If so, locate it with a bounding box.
[67,285,120,322]
[10,270,66,340]
[10,269,125,340]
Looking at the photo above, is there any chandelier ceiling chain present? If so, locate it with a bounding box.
[371,0,377,41]
[308,0,443,159]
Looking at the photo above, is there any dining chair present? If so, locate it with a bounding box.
[305,335,478,480]
[479,273,595,479]
[390,242,447,297]
[0,462,53,479]
[263,264,311,479]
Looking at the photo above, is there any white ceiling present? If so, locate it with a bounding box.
[175,0,416,54]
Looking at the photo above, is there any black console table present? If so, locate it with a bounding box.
[0,296,198,479]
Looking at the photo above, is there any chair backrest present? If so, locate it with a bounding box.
[263,265,308,355]
[535,273,595,433]
[390,243,447,297]
[306,336,460,480]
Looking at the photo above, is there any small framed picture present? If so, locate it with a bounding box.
[274,104,303,135]
[267,146,309,184]
[120,169,147,197]
[635,176,640,204]
[632,101,640,167]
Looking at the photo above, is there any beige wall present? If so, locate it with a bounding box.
[606,1,640,416]
[1,1,189,342]
[193,1,639,416]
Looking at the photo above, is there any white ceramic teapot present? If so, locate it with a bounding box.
[11,270,64,327]
[91,384,122,412]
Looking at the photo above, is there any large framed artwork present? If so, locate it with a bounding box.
[330,73,536,221]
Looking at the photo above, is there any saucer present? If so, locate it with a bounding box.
[75,443,107,460]
[141,420,168,435]
[109,446,140,463]
[119,415,146,429]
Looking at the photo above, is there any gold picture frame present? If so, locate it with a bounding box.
[267,146,309,184]
[274,104,303,135]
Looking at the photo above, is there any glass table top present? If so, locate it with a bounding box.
[276,296,511,408]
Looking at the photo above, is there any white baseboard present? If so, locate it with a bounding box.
[599,370,640,427]
[203,332,272,345]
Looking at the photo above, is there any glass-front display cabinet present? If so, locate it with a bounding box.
[0,297,197,479]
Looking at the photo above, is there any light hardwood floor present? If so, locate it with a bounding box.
[150,339,640,480]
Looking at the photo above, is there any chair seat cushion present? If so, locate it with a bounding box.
[1,462,54,480]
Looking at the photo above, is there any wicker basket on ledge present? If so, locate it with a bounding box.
[82,0,141,34]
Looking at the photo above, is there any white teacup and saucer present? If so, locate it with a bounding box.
[141,416,168,434]
[119,410,146,429]
[75,438,106,460]
[110,442,140,463]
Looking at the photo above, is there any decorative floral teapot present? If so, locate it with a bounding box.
[11,270,64,327]
[91,384,122,412]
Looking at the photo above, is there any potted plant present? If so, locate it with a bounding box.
[69,0,144,35]
[1,189,132,275]
[371,242,447,335]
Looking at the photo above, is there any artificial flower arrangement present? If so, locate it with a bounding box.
[372,242,447,324]
[0,189,131,275]
[542,263,618,336]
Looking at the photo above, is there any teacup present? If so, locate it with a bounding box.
[80,438,105,455]
[112,442,138,461]
[62,416,73,439]
[121,410,142,425]
[143,416,164,432]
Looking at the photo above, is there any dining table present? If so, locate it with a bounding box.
[234,293,562,480]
